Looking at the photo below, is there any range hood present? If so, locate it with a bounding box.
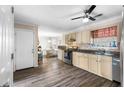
[68,38,76,42]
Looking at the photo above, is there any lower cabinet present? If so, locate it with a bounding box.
[73,52,78,67]
[78,53,89,70]
[100,56,112,80]
[89,54,98,74]
[58,49,64,61]
[73,52,112,80]
[97,55,102,76]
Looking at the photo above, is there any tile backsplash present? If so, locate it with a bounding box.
[79,36,119,50]
[92,36,118,48]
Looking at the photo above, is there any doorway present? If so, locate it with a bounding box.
[15,29,34,70]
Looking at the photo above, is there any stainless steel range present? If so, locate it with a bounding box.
[64,48,77,65]
[64,48,73,65]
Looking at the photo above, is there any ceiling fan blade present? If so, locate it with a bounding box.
[71,16,84,20]
[86,5,96,14]
[94,14,103,18]
[89,16,96,21]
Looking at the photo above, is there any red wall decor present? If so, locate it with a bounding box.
[91,26,117,38]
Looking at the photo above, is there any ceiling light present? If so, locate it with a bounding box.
[83,18,89,23]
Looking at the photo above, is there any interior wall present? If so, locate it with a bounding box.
[39,36,48,55]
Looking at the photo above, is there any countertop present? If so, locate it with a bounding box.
[58,45,120,58]
[73,49,120,58]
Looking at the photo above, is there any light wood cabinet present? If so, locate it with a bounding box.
[76,32,82,44]
[65,31,90,44]
[97,55,102,76]
[72,52,112,80]
[89,54,98,74]
[73,52,78,67]
[70,32,76,41]
[76,31,91,44]
[73,52,89,70]
[58,49,64,61]
[82,31,91,44]
[65,34,69,44]
[79,53,89,70]
[100,56,112,80]
[65,32,76,44]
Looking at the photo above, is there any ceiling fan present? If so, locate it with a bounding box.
[71,5,103,22]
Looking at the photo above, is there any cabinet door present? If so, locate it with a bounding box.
[65,35,68,44]
[65,34,70,44]
[58,49,63,60]
[62,50,64,61]
[82,31,90,43]
[73,52,78,67]
[81,31,85,43]
[79,53,89,70]
[97,55,102,76]
[86,31,90,43]
[89,55,98,74]
[76,32,82,44]
[72,52,75,65]
[71,32,76,40]
[101,56,112,80]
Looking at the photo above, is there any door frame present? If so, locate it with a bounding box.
[14,29,36,71]
[14,28,37,71]
[0,6,14,87]
[120,5,124,87]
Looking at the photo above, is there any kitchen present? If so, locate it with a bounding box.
[14,5,122,87]
[58,13,121,83]
[0,5,123,87]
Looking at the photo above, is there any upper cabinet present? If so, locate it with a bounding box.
[65,32,76,44]
[76,31,91,44]
[71,32,76,41]
[82,31,91,44]
[65,34,69,44]
[76,32,82,44]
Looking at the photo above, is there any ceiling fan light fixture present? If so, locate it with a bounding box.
[83,18,89,23]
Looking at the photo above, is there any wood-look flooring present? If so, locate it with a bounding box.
[14,57,120,87]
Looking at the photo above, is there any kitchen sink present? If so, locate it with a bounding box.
[104,53,113,56]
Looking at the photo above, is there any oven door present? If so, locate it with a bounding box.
[64,52,72,65]
[64,52,70,60]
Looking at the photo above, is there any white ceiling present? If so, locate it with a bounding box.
[14,5,122,32]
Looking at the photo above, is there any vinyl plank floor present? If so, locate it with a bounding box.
[14,57,120,87]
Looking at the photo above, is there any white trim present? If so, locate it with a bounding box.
[14,28,37,71]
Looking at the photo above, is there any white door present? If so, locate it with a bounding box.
[15,29,34,70]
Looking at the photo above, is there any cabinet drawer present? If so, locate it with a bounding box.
[77,52,83,56]
[101,56,112,63]
[97,55,102,62]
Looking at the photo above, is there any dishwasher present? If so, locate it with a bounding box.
[112,57,120,82]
